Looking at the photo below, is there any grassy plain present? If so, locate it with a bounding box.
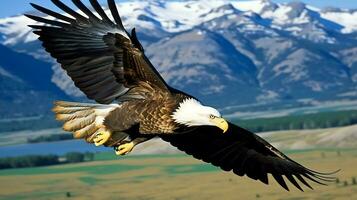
[0,148,356,200]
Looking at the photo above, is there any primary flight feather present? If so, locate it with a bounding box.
[27,0,337,191]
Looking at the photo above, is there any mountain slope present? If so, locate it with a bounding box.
[0,0,356,120]
[261,124,357,149]
[0,44,69,118]
[147,28,260,105]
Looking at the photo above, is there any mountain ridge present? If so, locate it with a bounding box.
[0,0,356,120]
[0,44,69,118]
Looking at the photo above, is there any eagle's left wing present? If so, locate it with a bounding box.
[160,122,337,191]
[26,0,169,104]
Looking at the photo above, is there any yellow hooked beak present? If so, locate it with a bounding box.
[210,117,229,133]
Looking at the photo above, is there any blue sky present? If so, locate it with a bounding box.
[0,0,356,18]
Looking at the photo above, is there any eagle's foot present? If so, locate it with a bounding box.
[114,142,134,155]
[93,128,112,146]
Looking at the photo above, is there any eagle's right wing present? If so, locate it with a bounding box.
[27,0,169,104]
[161,122,338,191]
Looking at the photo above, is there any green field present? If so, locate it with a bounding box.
[233,110,357,132]
[0,148,356,200]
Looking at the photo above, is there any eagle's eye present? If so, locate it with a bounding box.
[209,114,216,119]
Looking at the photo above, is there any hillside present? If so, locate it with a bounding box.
[0,0,356,120]
[261,125,357,150]
[0,146,356,199]
[0,44,69,118]
[129,124,357,155]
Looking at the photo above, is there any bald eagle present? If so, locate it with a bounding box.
[27,0,337,191]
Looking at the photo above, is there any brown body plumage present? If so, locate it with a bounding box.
[27,0,338,192]
[104,82,187,134]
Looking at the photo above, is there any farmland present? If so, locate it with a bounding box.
[0,148,356,200]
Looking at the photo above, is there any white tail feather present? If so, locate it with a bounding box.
[52,106,88,114]
[74,123,97,139]
[53,101,120,139]
[56,110,94,121]
[63,113,96,132]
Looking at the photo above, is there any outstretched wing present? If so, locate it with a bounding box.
[27,0,168,104]
[161,122,337,191]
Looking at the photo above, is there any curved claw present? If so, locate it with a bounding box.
[114,142,134,155]
[93,128,112,146]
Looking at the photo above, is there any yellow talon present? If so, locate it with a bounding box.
[93,128,112,146]
[115,142,134,155]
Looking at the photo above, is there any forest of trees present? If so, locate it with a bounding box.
[233,110,357,132]
[0,115,60,132]
[0,152,95,170]
[27,134,73,143]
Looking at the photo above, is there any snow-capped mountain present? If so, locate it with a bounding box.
[1,0,356,47]
[321,7,357,34]
[1,0,357,120]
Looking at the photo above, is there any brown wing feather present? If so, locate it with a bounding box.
[27,0,169,104]
[104,82,179,134]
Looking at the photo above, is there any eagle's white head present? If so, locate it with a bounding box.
[172,98,229,133]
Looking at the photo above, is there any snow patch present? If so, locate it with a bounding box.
[0,0,355,48]
[304,81,323,92]
[0,66,23,82]
[321,11,357,33]
[256,90,279,102]
[0,15,38,45]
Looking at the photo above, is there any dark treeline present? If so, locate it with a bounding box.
[0,155,59,169]
[27,134,73,143]
[233,110,357,133]
[0,115,59,132]
[65,152,94,163]
[0,152,95,170]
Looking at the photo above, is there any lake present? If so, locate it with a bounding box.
[0,140,111,157]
